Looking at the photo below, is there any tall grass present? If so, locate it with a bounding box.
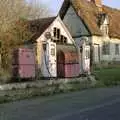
[0,69,11,84]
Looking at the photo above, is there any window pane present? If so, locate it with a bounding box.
[53,27,57,37]
[53,27,60,39]
[57,29,60,39]
[102,25,108,35]
[60,35,64,43]
[64,37,67,44]
[115,44,119,55]
[102,42,110,55]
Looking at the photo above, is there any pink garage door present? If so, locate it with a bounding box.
[64,63,80,78]
[18,65,35,78]
[13,48,35,65]
[12,48,36,79]
[57,50,80,78]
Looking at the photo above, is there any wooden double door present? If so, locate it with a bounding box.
[57,51,65,78]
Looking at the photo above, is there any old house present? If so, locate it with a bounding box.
[59,0,120,64]
[26,16,90,78]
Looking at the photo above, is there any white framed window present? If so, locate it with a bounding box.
[101,25,108,35]
[102,42,110,55]
[115,44,119,55]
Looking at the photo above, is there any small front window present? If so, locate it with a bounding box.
[51,48,55,56]
[53,27,60,39]
[53,27,67,44]
[53,27,57,37]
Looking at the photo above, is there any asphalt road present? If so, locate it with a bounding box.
[1,87,120,120]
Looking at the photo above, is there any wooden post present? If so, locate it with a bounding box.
[90,43,94,74]
[0,40,1,69]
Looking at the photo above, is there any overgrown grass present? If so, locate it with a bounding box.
[0,78,94,104]
[0,69,11,84]
[94,67,120,87]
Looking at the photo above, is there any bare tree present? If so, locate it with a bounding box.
[0,0,50,70]
[0,0,50,31]
[27,0,50,19]
[0,0,29,32]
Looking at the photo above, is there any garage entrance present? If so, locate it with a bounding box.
[57,51,65,78]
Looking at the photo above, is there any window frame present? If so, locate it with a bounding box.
[102,42,110,55]
[101,25,108,36]
[115,44,119,55]
[53,27,60,39]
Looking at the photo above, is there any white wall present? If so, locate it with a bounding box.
[37,16,74,44]
[92,35,120,63]
[110,38,120,61]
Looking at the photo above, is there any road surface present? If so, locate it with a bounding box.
[1,87,120,120]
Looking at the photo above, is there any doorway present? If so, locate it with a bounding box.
[94,44,100,63]
[57,51,65,78]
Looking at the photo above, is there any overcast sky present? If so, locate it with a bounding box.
[40,0,120,15]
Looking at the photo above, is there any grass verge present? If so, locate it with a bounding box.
[94,67,120,87]
[0,78,95,104]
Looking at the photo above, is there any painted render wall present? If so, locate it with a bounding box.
[37,16,74,44]
[92,35,120,63]
[63,6,90,37]
[36,16,74,66]
[35,16,75,77]
[110,38,120,61]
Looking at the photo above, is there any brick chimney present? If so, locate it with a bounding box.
[91,0,103,12]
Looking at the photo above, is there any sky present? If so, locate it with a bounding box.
[40,0,120,15]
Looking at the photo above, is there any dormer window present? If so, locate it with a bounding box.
[101,24,108,35]
[98,13,109,36]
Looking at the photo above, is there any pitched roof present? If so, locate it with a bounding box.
[28,17,56,42]
[59,0,120,39]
